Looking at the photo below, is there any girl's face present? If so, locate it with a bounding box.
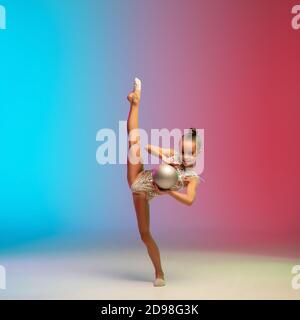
[180,139,197,166]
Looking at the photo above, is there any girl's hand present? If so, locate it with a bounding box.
[183,176,192,186]
[152,182,170,195]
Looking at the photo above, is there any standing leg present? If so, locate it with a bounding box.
[132,192,165,286]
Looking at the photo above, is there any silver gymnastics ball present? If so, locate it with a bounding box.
[153,164,179,190]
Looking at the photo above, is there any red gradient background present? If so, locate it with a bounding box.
[126,0,300,254]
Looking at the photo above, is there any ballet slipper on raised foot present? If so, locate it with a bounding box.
[127,77,142,105]
[134,77,142,92]
[153,278,166,287]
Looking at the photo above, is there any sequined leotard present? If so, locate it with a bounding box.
[130,152,201,201]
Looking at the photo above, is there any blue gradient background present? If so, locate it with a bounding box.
[0,0,138,249]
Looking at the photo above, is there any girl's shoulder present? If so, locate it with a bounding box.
[183,169,199,179]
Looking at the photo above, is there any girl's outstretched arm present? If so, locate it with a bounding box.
[167,178,199,206]
[145,144,174,159]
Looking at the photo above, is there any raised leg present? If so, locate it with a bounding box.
[127,78,144,187]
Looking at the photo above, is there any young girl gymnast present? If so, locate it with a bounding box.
[126,77,201,287]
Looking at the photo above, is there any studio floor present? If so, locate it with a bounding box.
[0,245,299,300]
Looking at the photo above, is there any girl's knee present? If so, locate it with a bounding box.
[128,146,142,165]
[140,231,152,244]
